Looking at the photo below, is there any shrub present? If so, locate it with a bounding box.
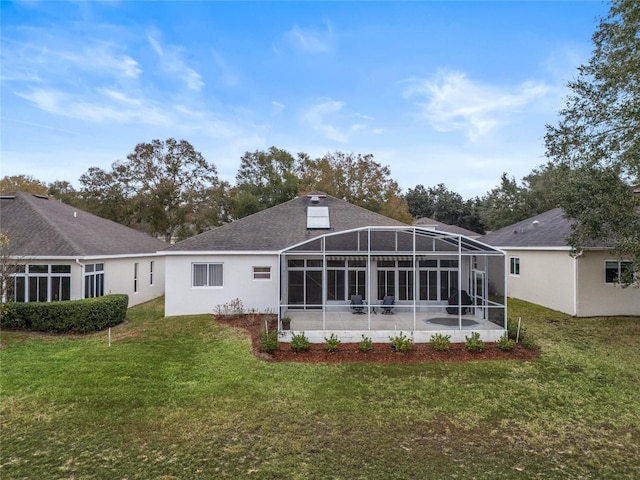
[290,332,310,352]
[1,295,129,333]
[465,331,485,353]
[430,333,451,352]
[359,335,373,352]
[389,332,413,352]
[260,329,279,353]
[324,333,340,353]
[496,333,516,351]
[213,298,244,316]
[522,335,539,350]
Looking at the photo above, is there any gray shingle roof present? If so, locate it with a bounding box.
[414,217,481,238]
[480,208,590,248]
[167,193,409,252]
[0,192,168,256]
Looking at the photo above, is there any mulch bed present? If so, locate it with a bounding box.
[215,314,540,364]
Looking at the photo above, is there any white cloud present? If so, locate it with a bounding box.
[404,70,550,142]
[283,21,334,53]
[302,98,348,143]
[147,32,204,91]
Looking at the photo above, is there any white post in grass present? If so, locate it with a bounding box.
[516,317,522,343]
[108,327,111,347]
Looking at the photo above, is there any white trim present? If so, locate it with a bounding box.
[9,253,164,261]
[164,250,281,256]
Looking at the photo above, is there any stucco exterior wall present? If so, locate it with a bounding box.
[102,256,165,307]
[164,253,280,317]
[503,249,576,315]
[576,250,639,316]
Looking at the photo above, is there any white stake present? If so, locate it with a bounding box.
[516,317,521,343]
[108,327,111,347]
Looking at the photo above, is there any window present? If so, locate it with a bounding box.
[84,263,104,299]
[150,260,154,285]
[134,263,139,293]
[510,257,520,276]
[12,264,71,302]
[418,258,459,301]
[193,263,223,287]
[605,260,634,284]
[253,266,271,280]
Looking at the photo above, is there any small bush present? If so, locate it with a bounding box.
[390,332,413,352]
[496,333,516,351]
[260,329,279,353]
[359,335,373,352]
[290,332,310,352]
[522,335,539,350]
[324,333,340,353]
[430,333,451,352]
[213,298,244,316]
[465,331,485,353]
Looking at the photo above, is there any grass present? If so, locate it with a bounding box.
[1,298,639,479]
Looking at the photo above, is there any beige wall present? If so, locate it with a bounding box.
[576,250,639,316]
[503,249,576,315]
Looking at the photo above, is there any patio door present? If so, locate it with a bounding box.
[472,270,486,319]
[288,270,322,309]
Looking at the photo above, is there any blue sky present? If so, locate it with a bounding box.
[1,1,609,199]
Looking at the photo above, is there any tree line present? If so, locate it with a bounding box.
[0,147,570,239]
[1,0,638,281]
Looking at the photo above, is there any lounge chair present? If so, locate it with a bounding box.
[350,294,366,314]
[381,295,395,314]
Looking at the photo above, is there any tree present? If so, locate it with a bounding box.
[544,0,639,283]
[79,139,226,242]
[478,174,529,232]
[229,147,302,219]
[48,180,81,206]
[0,175,48,195]
[299,152,413,223]
[405,183,483,233]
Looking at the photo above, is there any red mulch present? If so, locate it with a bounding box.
[215,314,539,364]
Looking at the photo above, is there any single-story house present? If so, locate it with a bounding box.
[164,192,507,343]
[0,192,166,307]
[481,208,639,317]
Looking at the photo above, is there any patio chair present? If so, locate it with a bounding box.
[446,290,473,315]
[381,295,395,315]
[350,294,366,314]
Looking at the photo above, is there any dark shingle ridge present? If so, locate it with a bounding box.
[1,192,168,256]
[168,192,409,252]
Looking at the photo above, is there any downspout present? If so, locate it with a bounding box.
[75,258,84,299]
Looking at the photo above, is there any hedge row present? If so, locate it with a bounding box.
[1,294,129,333]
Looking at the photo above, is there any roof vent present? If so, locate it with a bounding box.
[310,196,320,204]
[532,220,539,227]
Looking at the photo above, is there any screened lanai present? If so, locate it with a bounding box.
[278,226,507,343]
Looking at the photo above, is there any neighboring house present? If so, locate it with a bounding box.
[0,192,166,307]
[165,192,507,343]
[481,208,639,317]
[414,217,481,239]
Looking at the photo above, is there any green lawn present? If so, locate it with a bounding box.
[1,298,639,479]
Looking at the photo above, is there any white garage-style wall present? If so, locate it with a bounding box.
[164,253,280,317]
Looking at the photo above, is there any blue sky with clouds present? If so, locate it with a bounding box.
[1,1,609,199]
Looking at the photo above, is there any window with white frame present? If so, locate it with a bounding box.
[84,263,105,299]
[193,263,224,287]
[134,262,139,293]
[510,257,520,276]
[150,260,154,286]
[253,266,271,280]
[605,260,633,284]
[12,264,71,302]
